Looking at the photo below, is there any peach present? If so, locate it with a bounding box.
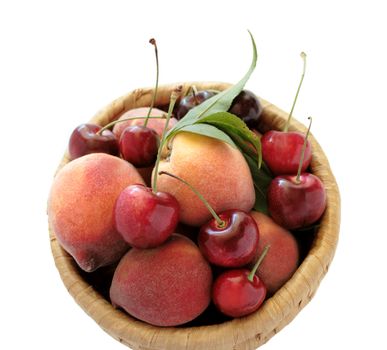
[250,211,299,295]
[110,234,212,326]
[155,132,255,226]
[48,153,145,272]
[112,107,177,139]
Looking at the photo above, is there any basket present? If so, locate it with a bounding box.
[49,82,340,350]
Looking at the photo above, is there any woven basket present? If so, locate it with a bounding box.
[49,82,340,350]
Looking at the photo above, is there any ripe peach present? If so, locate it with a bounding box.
[110,234,212,326]
[250,211,299,295]
[112,107,177,139]
[48,153,145,272]
[155,132,255,226]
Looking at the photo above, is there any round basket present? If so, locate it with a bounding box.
[49,82,340,350]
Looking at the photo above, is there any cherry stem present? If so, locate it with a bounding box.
[152,87,182,193]
[296,116,312,184]
[96,116,166,135]
[284,52,307,132]
[158,171,225,228]
[144,38,159,128]
[248,245,270,282]
[192,85,199,105]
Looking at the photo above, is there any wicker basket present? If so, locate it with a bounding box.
[49,82,340,350]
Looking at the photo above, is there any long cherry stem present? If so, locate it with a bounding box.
[248,245,270,282]
[158,171,225,228]
[284,52,307,132]
[96,116,165,135]
[152,87,181,193]
[296,116,312,184]
[144,38,159,128]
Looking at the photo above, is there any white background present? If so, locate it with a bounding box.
[1,0,386,349]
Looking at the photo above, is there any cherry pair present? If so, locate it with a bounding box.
[69,122,159,167]
[69,39,161,167]
[261,53,326,230]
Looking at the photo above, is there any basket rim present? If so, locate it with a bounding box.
[49,81,341,350]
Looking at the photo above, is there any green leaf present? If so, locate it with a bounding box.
[244,153,272,214]
[197,111,262,167]
[167,30,258,138]
[178,124,237,148]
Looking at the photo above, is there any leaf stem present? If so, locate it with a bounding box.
[96,116,165,135]
[144,38,159,128]
[296,116,312,184]
[158,171,225,228]
[284,52,307,132]
[152,87,181,193]
[248,245,270,282]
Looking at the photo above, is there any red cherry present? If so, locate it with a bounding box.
[261,131,312,175]
[268,173,326,229]
[114,184,179,248]
[212,245,269,318]
[262,52,310,175]
[68,123,118,160]
[118,38,160,168]
[119,125,159,167]
[212,269,266,318]
[198,210,259,268]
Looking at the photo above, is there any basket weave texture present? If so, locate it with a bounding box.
[49,82,340,350]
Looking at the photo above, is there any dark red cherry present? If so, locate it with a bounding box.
[229,90,263,128]
[175,90,216,119]
[198,210,259,268]
[268,173,326,229]
[68,123,118,160]
[119,125,159,167]
[212,246,269,318]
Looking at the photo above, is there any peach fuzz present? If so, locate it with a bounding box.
[112,107,177,139]
[155,132,255,226]
[47,153,145,272]
[250,211,299,295]
[110,234,212,327]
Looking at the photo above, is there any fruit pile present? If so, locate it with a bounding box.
[47,33,327,328]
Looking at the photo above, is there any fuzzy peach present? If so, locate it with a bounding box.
[155,132,255,226]
[110,234,212,326]
[47,153,145,272]
[250,211,299,295]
